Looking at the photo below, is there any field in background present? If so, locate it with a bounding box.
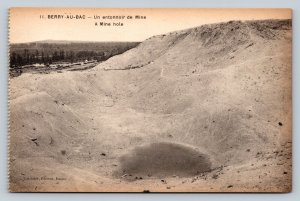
[9,41,140,77]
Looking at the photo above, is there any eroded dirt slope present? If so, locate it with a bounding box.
[9,19,292,192]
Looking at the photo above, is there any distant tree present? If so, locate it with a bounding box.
[69,51,74,63]
[53,51,59,61]
[16,54,23,66]
[35,50,39,64]
[10,52,17,67]
[30,53,35,64]
[41,52,45,64]
[45,54,50,65]
[59,50,65,60]
[49,56,53,65]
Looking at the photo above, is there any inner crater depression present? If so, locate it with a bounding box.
[115,142,212,178]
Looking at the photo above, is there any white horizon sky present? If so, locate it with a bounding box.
[10,8,291,43]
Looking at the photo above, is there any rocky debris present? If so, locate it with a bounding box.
[245,43,254,49]
[61,150,66,155]
[30,138,39,146]
[212,174,219,179]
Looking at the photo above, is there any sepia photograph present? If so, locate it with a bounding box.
[8,8,292,192]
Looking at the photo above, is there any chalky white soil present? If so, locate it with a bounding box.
[9,19,292,192]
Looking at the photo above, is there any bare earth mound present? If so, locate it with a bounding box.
[9,19,292,192]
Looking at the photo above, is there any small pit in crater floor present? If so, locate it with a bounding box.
[114,142,212,178]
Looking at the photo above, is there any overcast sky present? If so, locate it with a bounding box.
[10,8,291,43]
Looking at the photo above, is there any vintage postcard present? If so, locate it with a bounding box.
[8,8,292,192]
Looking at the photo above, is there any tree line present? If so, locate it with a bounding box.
[10,41,140,68]
[10,49,114,68]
